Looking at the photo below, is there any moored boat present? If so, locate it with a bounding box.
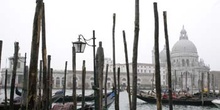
[137,91,216,106]
[212,99,220,108]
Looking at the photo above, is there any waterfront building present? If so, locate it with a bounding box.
[1,27,219,91]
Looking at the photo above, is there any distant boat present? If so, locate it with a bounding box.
[212,99,220,108]
[137,91,215,106]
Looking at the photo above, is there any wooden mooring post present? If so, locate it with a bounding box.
[63,61,68,105]
[81,60,86,110]
[0,40,2,69]
[47,55,51,109]
[104,64,109,110]
[96,42,104,110]
[117,67,120,107]
[27,0,43,109]
[4,69,8,110]
[72,46,77,110]
[41,1,48,110]
[153,2,162,110]
[122,30,131,110]
[132,0,140,109]
[163,11,173,110]
[112,13,118,110]
[9,42,19,110]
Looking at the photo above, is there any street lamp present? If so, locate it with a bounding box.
[72,34,87,53]
[72,32,97,109]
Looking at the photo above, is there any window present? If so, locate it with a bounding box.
[186,59,189,66]
[182,59,185,67]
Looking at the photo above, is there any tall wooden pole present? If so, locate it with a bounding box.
[63,61,68,105]
[49,68,53,108]
[185,71,188,90]
[96,42,104,110]
[117,67,120,108]
[92,30,97,110]
[153,2,162,110]
[9,42,19,110]
[0,40,2,69]
[163,11,173,110]
[4,69,8,110]
[28,1,43,109]
[132,0,140,110]
[112,13,118,110]
[104,64,109,110]
[122,30,131,109]
[81,60,86,110]
[47,55,51,109]
[72,46,77,110]
[41,2,48,110]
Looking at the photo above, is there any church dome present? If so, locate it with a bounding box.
[171,27,198,57]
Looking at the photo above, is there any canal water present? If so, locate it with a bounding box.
[0,89,219,110]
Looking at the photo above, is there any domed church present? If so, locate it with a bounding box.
[158,26,210,92]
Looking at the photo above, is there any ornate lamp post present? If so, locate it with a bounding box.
[72,32,97,109]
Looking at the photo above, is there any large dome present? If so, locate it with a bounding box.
[171,27,198,57]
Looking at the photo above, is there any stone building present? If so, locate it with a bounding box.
[156,26,211,92]
[1,27,219,91]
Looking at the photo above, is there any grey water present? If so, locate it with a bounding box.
[0,89,219,110]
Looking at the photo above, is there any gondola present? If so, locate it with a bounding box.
[52,90,113,103]
[137,93,215,106]
[51,91,115,110]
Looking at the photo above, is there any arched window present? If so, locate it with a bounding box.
[182,59,185,67]
[186,59,189,66]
